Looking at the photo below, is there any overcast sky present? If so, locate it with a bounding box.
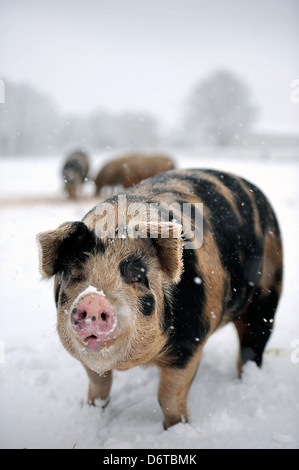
[0,0,298,133]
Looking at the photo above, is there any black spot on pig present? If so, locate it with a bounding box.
[54,222,105,274]
[139,294,156,316]
[165,248,208,368]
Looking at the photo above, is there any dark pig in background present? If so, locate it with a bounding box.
[94,153,175,195]
[37,169,283,429]
[62,150,90,199]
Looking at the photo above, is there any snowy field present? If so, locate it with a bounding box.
[0,150,298,449]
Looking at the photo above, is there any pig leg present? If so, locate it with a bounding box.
[83,365,113,407]
[234,286,281,377]
[158,352,201,429]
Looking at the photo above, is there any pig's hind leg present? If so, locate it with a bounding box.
[83,366,113,408]
[233,285,281,377]
[234,214,283,377]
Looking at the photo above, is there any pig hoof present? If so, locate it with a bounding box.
[100,396,110,410]
[163,414,188,430]
[88,396,110,409]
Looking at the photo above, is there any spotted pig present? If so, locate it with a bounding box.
[62,150,89,199]
[37,169,283,429]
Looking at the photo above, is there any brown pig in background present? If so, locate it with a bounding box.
[94,153,175,195]
[37,169,283,429]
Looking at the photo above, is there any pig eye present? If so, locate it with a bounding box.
[70,271,84,283]
[119,256,149,289]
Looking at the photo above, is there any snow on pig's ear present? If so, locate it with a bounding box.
[36,221,84,279]
[138,221,184,283]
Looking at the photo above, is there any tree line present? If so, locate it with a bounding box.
[0,70,257,156]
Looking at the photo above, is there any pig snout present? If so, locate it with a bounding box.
[71,294,117,350]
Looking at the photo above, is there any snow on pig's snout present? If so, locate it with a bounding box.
[71,292,117,351]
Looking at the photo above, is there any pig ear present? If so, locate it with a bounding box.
[139,221,184,283]
[36,221,84,279]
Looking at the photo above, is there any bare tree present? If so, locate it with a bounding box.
[185,70,257,146]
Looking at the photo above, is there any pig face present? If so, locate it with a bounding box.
[37,219,183,375]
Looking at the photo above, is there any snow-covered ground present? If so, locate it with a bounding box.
[0,150,298,449]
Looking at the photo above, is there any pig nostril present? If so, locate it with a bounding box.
[101,312,107,321]
[77,310,87,321]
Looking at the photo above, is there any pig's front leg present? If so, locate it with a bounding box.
[158,356,201,429]
[83,365,113,407]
